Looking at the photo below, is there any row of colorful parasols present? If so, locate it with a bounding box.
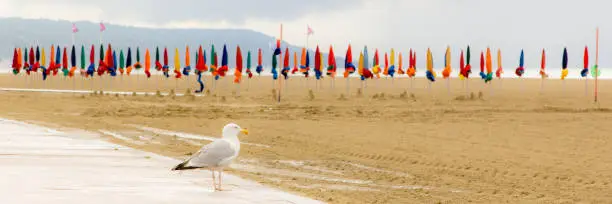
[11,43,599,84]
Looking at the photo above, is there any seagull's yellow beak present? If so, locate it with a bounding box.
[240,128,249,135]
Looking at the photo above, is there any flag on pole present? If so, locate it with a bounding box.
[72,23,79,33]
[307,25,314,36]
[100,22,106,32]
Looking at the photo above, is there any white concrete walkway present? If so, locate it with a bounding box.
[0,118,321,204]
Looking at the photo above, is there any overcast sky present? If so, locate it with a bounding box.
[0,0,610,70]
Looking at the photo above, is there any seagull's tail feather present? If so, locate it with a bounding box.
[172,160,198,171]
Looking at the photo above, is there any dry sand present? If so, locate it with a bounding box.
[0,73,611,203]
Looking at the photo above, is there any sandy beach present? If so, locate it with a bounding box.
[0,73,611,203]
[0,118,321,204]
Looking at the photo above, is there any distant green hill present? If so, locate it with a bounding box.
[0,17,343,72]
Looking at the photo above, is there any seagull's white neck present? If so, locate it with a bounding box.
[222,129,240,139]
[222,130,241,152]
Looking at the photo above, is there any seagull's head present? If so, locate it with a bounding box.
[222,123,248,138]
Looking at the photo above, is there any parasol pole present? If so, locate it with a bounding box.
[466,78,470,95]
[585,74,588,97]
[278,24,283,103]
[540,76,544,94]
[90,75,93,93]
[595,27,599,103]
[361,80,363,93]
[346,76,350,96]
[99,22,104,46]
[156,73,159,92]
[213,75,216,92]
[446,78,450,94]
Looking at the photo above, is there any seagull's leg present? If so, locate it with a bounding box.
[218,168,223,191]
[211,170,218,191]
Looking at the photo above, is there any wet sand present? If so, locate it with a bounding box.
[0,73,611,203]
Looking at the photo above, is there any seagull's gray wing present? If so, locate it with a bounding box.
[185,140,236,168]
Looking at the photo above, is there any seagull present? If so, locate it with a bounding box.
[172,123,249,191]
